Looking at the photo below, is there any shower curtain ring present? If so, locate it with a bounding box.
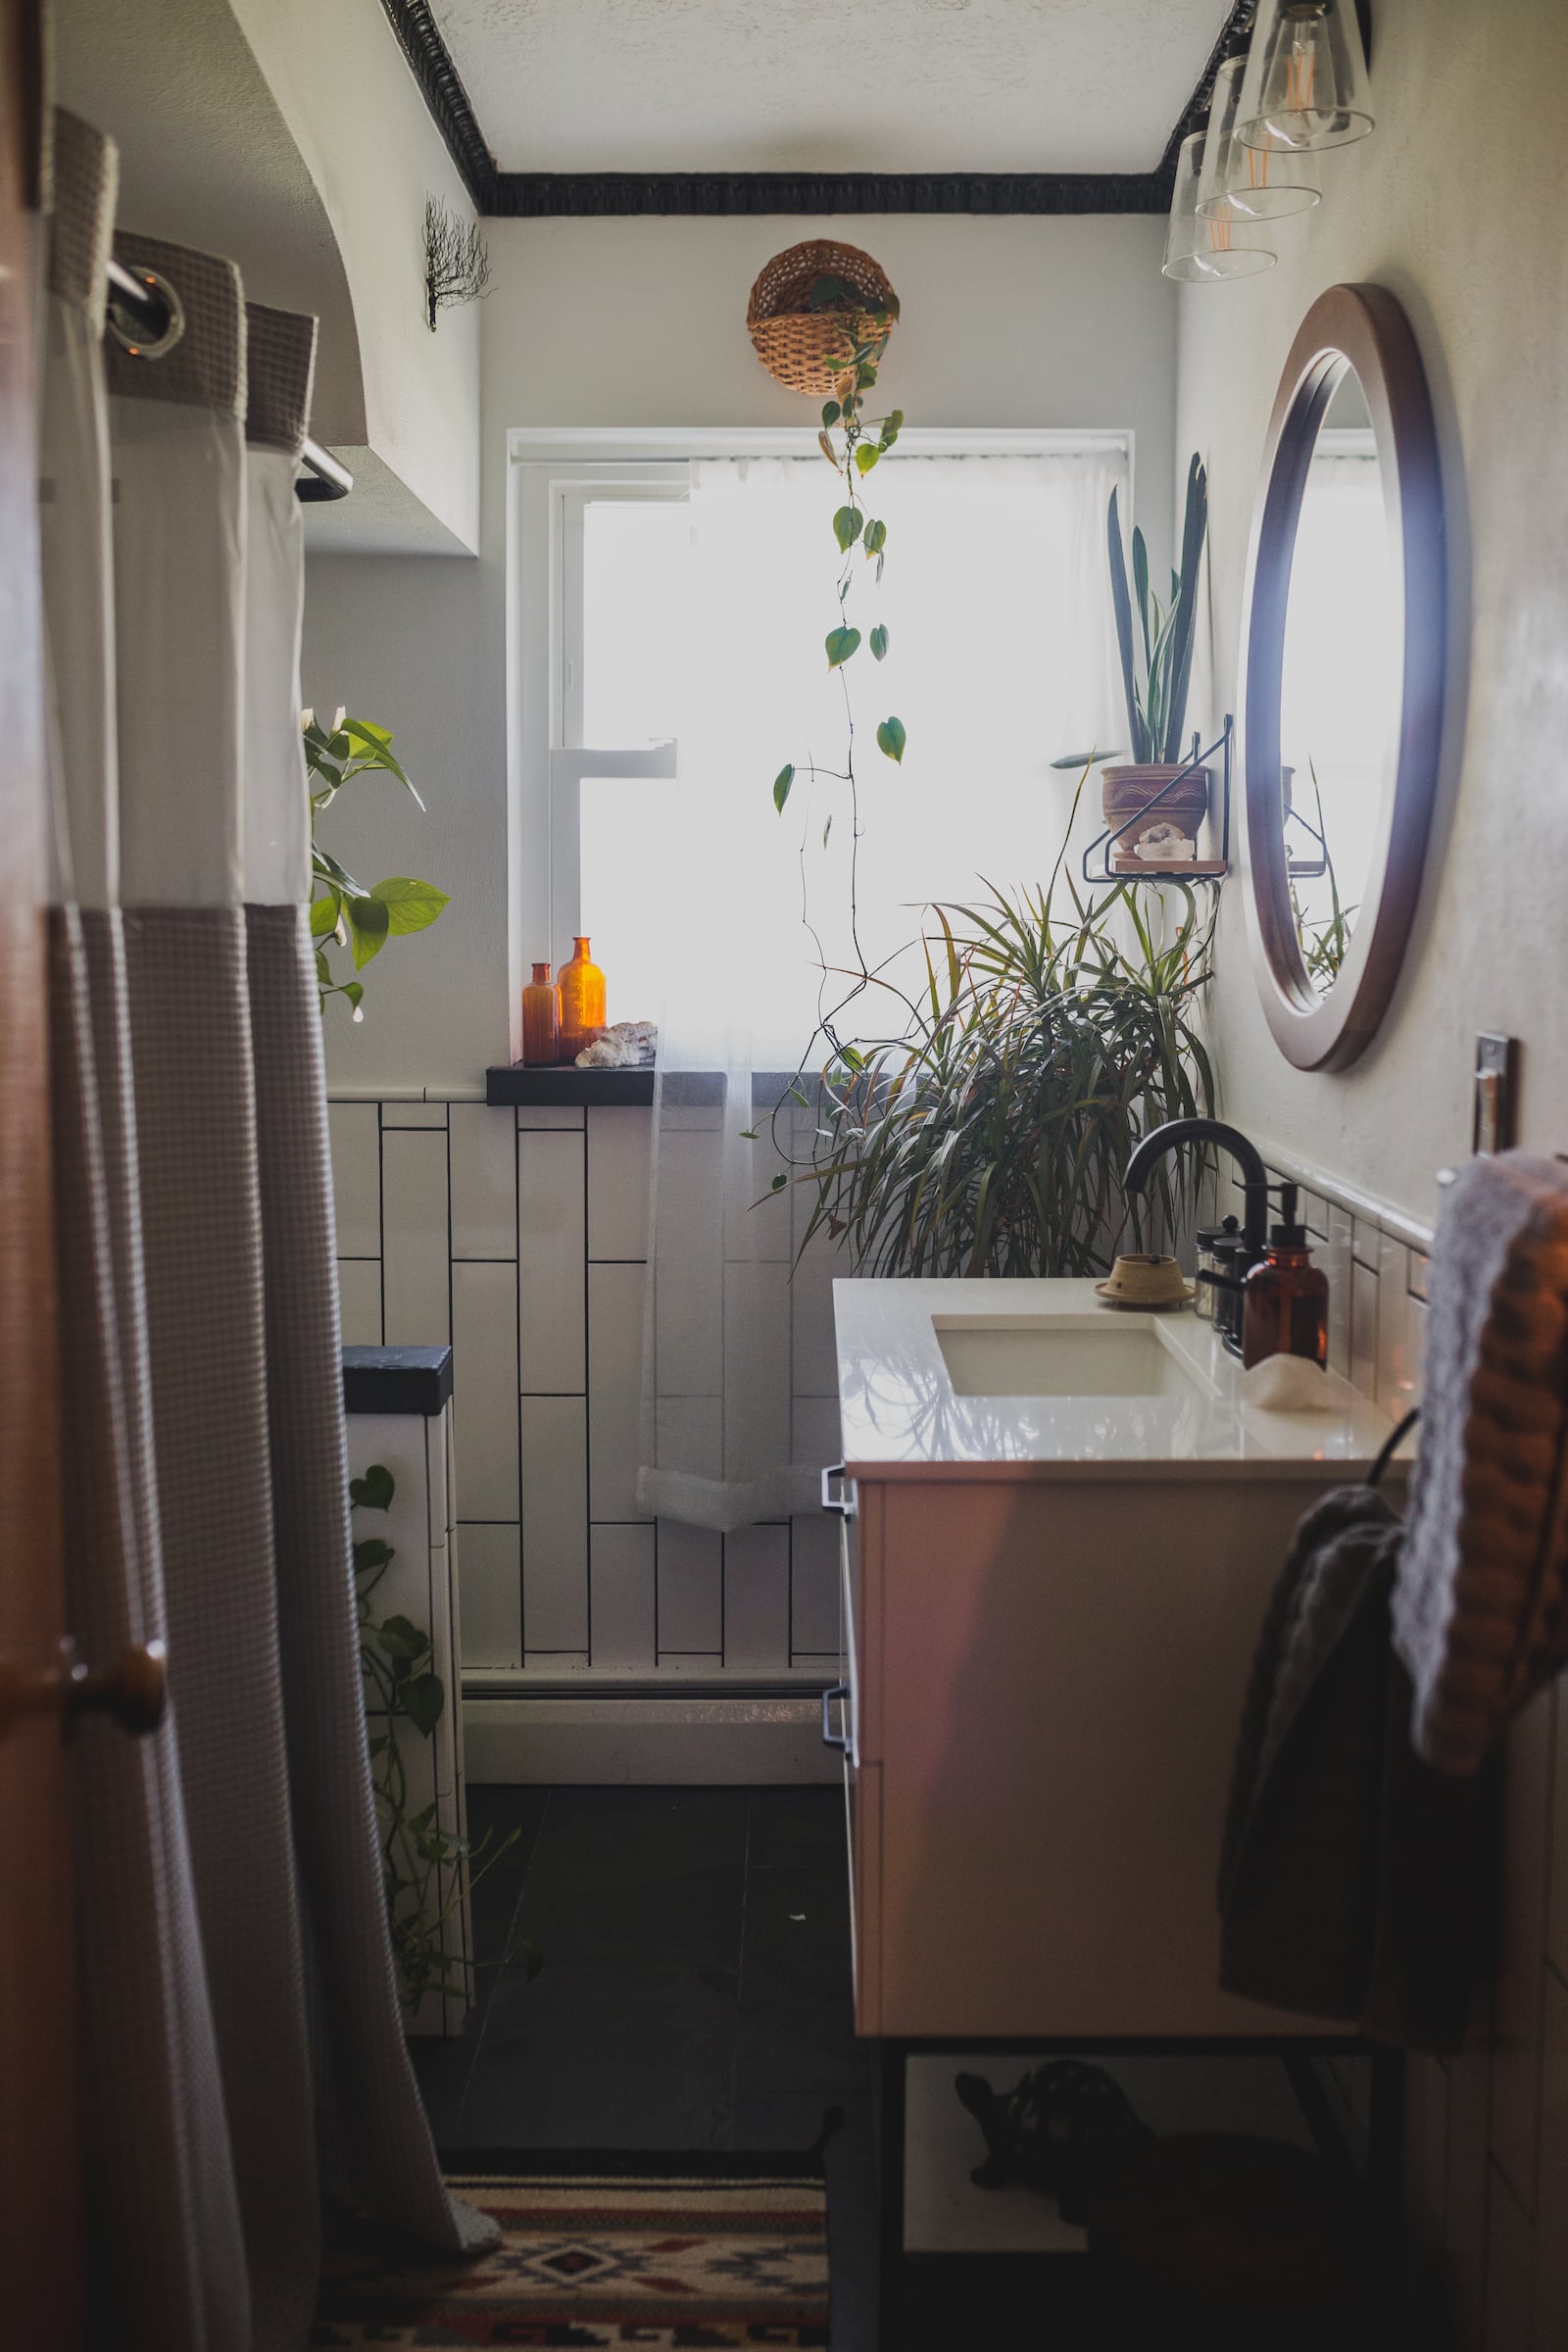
[106,265,185,363]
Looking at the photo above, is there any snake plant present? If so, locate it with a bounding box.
[1107,453,1208,765]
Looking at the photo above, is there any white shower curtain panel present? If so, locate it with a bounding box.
[637,449,1125,1534]
[38,115,493,2352]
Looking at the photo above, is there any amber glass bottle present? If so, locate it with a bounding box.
[520,961,561,1065]
[557,937,607,1062]
[1241,1183,1329,1370]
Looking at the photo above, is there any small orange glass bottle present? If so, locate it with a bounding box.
[520,961,561,1065]
[557,936,607,1062]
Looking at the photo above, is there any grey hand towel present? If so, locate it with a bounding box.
[1393,1153,1568,1774]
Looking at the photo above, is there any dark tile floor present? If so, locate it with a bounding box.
[411,1784,878,2347]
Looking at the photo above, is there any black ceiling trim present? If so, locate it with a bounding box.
[379,0,500,211]
[486,171,1170,219]
[379,1,1267,220]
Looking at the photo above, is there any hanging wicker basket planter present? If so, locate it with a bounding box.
[746,238,899,397]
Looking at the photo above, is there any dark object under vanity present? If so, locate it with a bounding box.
[955,2061,1151,2224]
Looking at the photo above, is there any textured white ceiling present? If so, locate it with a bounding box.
[431,0,1226,175]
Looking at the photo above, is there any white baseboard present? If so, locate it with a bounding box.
[461,1691,842,1785]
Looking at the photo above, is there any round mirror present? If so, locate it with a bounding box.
[1240,284,1445,1070]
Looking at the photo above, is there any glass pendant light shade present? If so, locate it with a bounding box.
[1198,57,1321,221]
[1236,0,1374,153]
[1163,132,1276,281]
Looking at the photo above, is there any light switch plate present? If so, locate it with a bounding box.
[1473,1033,1518,1156]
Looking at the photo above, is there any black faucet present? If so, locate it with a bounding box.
[1123,1117,1270,1261]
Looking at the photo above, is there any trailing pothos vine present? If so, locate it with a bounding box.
[352,1462,538,2012]
[760,286,909,1168]
[305,710,449,1022]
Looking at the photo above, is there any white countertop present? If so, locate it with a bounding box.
[833,1277,1405,1481]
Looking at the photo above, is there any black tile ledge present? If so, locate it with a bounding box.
[487,1064,655,1106]
[342,1344,454,1417]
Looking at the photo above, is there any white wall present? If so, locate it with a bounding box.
[307,211,1177,1092]
[1177,0,1568,1232]
[231,0,481,552]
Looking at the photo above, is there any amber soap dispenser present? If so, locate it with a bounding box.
[520,961,561,1065]
[1241,1182,1329,1370]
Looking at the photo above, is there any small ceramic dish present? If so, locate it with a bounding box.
[1095,1252,1195,1310]
[1095,1284,1196,1311]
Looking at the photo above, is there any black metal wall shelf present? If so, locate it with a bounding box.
[486,1064,655,1106]
[1081,714,1233,889]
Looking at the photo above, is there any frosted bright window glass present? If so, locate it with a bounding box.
[580,499,689,746]
[1280,440,1395,936]
[579,776,673,1026]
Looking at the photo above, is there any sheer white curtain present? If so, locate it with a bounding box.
[638,447,1124,1534]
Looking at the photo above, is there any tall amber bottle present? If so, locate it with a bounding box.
[557,936,606,1062]
[520,960,561,1065]
[1241,1183,1329,1370]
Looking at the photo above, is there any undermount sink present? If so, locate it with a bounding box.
[933,1311,1209,1401]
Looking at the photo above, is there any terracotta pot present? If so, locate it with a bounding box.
[1101,763,1209,872]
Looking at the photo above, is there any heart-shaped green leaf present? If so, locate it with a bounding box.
[821,399,841,427]
[832,505,863,552]
[863,517,887,559]
[876,715,906,764]
[869,624,889,662]
[825,627,861,670]
[349,1463,396,1512]
[855,443,880,476]
[368,876,449,935]
[773,762,795,812]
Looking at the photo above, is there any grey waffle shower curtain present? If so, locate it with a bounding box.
[37,111,494,2350]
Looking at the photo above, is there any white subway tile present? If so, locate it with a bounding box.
[1324,1204,1353,1381]
[517,1130,585,1392]
[588,1260,649,1520]
[426,1404,451,1544]
[520,1395,588,1650]
[381,1102,448,1128]
[651,1126,722,1395]
[656,1520,722,1653]
[524,1651,589,1673]
[1535,1971,1568,2350]
[381,1128,450,1346]
[1410,1250,1431,1302]
[722,1259,791,1485]
[327,1102,381,1258]
[723,1523,790,1673]
[791,1241,841,1397]
[336,1258,382,1346]
[791,1510,840,1657]
[450,1103,518,1259]
[1349,1255,1379,1400]
[655,1394,722,1483]
[1492,1686,1554,2215]
[590,1523,657,1670]
[586,1106,651,1261]
[515,1105,584,1129]
[728,1128,792,1264]
[792,1395,843,1477]
[450,1261,520,1520]
[454,1522,521,1670]
[1376,1233,1424,1417]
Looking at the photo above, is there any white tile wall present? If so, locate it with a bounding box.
[381,1125,450,1346]
[336,1256,382,1346]
[455,1522,521,1672]
[517,1129,585,1392]
[450,1261,519,1520]
[722,1523,791,1672]
[589,1522,658,1669]
[519,1395,588,1653]
[655,1520,722,1656]
[327,1102,381,1259]
[450,1103,518,1260]
[586,1106,651,1262]
[587,1260,648,1522]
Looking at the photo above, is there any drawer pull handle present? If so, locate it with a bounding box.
[821,1683,851,1752]
[820,1463,855,1517]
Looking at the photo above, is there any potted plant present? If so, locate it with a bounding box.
[794,769,1217,1277]
[1102,454,1209,871]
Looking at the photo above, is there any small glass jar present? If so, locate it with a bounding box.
[557,936,607,1062]
[1208,1233,1252,1355]
[520,961,561,1065]
[1195,1214,1242,1322]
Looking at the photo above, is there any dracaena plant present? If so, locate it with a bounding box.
[1107,452,1209,766]
[794,768,1217,1277]
[767,279,907,1081]
[305,710,449,1021]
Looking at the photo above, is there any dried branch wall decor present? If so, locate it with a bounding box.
[422,194,490,330]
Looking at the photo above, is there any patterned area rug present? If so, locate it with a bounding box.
[311,2150,831,2347]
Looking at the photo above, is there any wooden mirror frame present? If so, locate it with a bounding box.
[1239,283,1445,1071]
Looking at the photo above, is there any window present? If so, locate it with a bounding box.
[512,434,1127,1063]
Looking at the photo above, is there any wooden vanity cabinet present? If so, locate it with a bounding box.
[837,1465,1363,2044]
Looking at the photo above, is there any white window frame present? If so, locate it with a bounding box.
[506,427,1133,1057]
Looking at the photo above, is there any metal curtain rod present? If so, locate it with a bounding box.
[104,259,353,503]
